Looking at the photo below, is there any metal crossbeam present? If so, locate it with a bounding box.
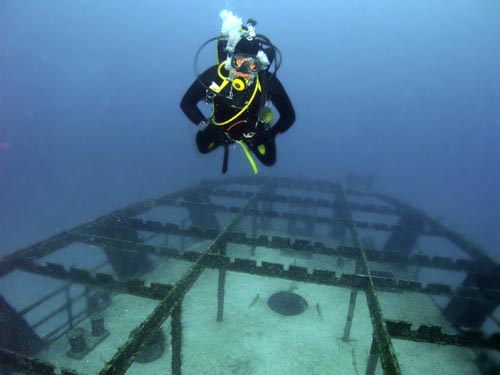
[386,320,500,350]
[105,219,480,274]
[12,258,171,301]
[0,348,82,375]
[334,185,402,375]
[0,183,209,277]
[1,176,499,375]
[375,193,498,267]
[151,196,447,239]
[21,232,499,303]
[208,188,399,216]
[98,182,268,375]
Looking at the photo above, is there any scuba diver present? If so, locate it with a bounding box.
[180,11,295,174]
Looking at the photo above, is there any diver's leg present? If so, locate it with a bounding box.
[196,125,223,153]
[247,134,276,166]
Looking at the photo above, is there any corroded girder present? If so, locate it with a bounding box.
[386,320,500,350]
[375,193,497,268]
[0,183,209,278]
[0,348,84,375]
[13,258,171,301]
[98,182,268,375]
[15,239,499,303]
[218,175,336,193]
[0,232,76,277]
[333,186,402,375]
[208,188,399,217]
[149,197,448,238]
[107,220,482,274]
[2,176,498,375]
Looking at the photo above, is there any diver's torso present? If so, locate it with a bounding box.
[211,69,262,127]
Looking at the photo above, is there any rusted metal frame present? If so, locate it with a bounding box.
[386,320,500,350]
[267,175,337,192]
[0,184,212,262]
[119,217,480,275]
[209,188,336,207]
[43,307,89,344]
[44,309,87,343]
[129,218,332,247]
[0,183,208,278]
[72,235,500,302]
[131,210,336,231]
[375,195,500,337]
[0,180,376,276]
[156,198,341,226]
[97,183,211,225]
[72,185,208,240]
[144,197,445,244]
[19,261,109,316]
[442,228,498,268]
[375,193,497,268]
[342,288,359,342]
[13,261,111,346]
[68,232,187,264]
[361,246,481,273]
[98,183,266,375]
[366,335,380,375]
[250,212,258,256]
[171,299,183,375]
[58,239,500,300]
[349,202,398,215]
[207,186,399,216]
[217,175,337,193]
[29,287,82,330]
[329,184,361,342]
[68,232,500,300]
[335,186,402,375]
[353,220,437,235]
[64,234,347,287]
[138,198,447,248]
[12,258,172,301]
[345,188,389,199]
[0,348,55,375]
[217,243,227,322]
[203,254,500,301]
[0,233,77,277]
[0,348,85,375]
[209,188,398,216]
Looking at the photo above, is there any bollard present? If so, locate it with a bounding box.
[68,327,87,354]
[91,313,105,337]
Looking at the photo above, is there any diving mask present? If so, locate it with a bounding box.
[231,54,262,74]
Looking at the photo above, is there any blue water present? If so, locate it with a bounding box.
[1,0,500,255]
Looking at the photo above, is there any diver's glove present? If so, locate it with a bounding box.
[198,119,210,131]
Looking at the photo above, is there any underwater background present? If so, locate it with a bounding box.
[1,0,499,256]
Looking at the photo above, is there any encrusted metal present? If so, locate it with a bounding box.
[0,176,498,375]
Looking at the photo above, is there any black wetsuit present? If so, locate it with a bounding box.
[180,63,295,166]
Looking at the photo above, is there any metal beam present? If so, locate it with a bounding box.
[98,181,267,375]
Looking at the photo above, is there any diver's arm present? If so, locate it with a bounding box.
[180,66,218,125]
[268,76,296,135]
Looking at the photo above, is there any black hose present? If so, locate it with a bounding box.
[222,144,229,174]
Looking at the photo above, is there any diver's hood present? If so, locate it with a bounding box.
[233,38,261,56]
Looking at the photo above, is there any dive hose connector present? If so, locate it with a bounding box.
[198,119,209,131]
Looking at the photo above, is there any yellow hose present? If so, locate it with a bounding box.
[236,141,259,175]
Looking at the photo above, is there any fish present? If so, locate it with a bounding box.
[316,302,323,320]
[249,293,260,308]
